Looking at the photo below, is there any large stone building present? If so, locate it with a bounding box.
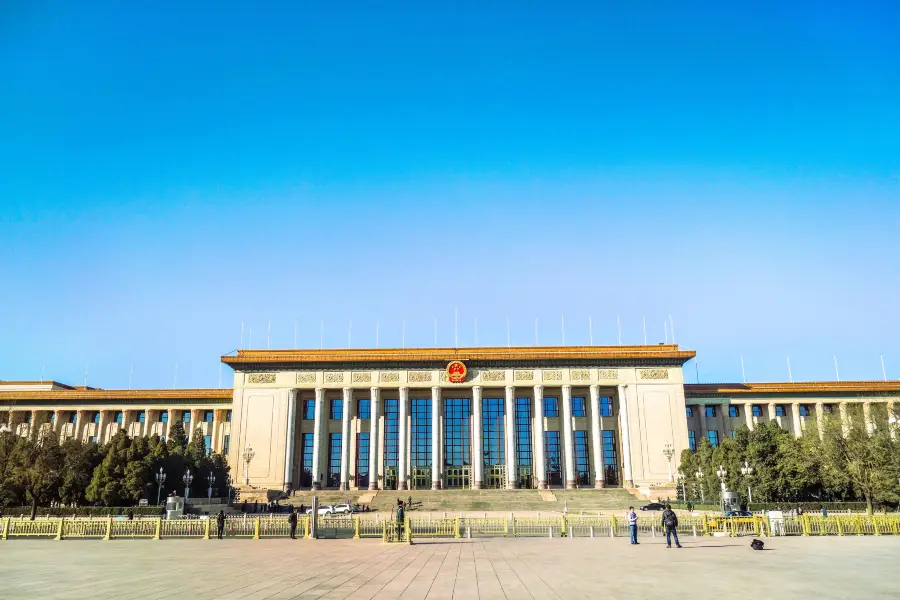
[2,344,898,494]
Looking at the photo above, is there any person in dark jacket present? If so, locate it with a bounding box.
[216,510,226,539]
[661,505,682,548]
[288,506,298,539]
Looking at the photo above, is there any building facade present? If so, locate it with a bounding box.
[2,344,898,495]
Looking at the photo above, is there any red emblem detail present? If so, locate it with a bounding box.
[446,361,467,383]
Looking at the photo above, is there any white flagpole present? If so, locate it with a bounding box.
[129,364,134,390]
[267,319,271,350]
[589,316,593,346]
[664,321,668,344]
[740,356,746,384]
[695,360,700,383]
[376,320,380,348]
[787,356,793,383]
[319,320,323,349]
[402,319,406,348]
[617,315,621,345]
[834,356,840,381]
[240,319,244,349]
[293,318,298,348]
[507,317,510,348]
[84,364,89,387]
[535,317,539,346]
[40,365,45,384]
[881,354,887,381]
[474,318,478,346]
[642,316,647,345]
[455,308,459,347]
[561,315,565,346]
[669,315,676,344]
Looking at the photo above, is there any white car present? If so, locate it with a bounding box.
[331,504,352,514]
[305,506,333,516]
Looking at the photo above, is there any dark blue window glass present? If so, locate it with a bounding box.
[303,400,315,420]
[356,432,370,488]
[571,397,586,418]
[327,433,342,487]
[544,397,559,418]
[574,430,590,485]
[602,430,619,485]
[357,399,371,420]
[544,431,562,486]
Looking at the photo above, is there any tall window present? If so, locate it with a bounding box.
[223,435,230,456]
[299,433,314,487]
[685,406,694,417]
[68,412,77,424]
[410,398,432,468]
[327,433,342,487]
[544,431,562,486]
[443,398,471,467]
[571,397,586,418]
[515,397,533,476]
[330,399,343,420]
[203,435,212,455]
[707,431,719,448]
[799,405,810,417]
[183,411,191,423]
[303,400,315,420]
[226,410,232,422]
[356,432,370,489]
[728,406,739,418]
[688,430,696,451]
[482,398,505,472]
[383,398,399,487]
[160,412,169,423]
[137,411,146,423]
[92,411,100,424]
[357,399,371,420]
[823,404,834,414]
[704,406,716,418]
[600,397,614,417]
[544,397,560,418]
[115,411,123,424]
[775,405,786,417]
[204,410,214,423]
[601,430,619,485]
[573,430,590,485]
[752,405,763,417]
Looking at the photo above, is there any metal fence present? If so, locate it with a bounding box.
[5,514,900,542]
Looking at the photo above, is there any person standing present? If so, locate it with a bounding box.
[661,504,682,548]
[627,507,639,545]
[216,510,226,539]
[288,506,298,539]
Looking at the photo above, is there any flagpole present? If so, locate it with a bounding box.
[129,364,134,390]
[881,354,887,381]
[834,356,840,381]
[669,315,676,344]
[402,319,405,349]
[740,356,746,384]
[642,316,647,345]
[787,356,793,383]
[588,316,593,346]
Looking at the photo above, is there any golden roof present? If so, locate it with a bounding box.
[0,388,233,402]
[221,344,696,366]
[685,381,900,396]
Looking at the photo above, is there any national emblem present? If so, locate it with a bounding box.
[446,360,467,383]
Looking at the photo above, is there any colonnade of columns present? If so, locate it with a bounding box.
[289,383,634,492]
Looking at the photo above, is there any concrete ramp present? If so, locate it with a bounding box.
[539,490,557,501]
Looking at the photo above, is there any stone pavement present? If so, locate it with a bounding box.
[1,536,897,599]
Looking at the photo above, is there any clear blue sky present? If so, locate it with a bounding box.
[1,2,898,388]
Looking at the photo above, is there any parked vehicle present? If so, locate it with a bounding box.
[331,504,352,515]
[305,506,334,516]
[640,503,666,511]
[724,510,754,518]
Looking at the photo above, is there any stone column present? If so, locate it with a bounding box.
[431,386,441,490]
[617,385,634,488]
[369,387,381,490]
[96,410,107,444]
[397,387,409,491]
[745,403,754,431]
[505,385,517,489]
[562,385,576,489]
[768,402,777,423]
[166,409,175,439]
[340,388,352,491]
[719,404,729,440]
[792,402,803,438]
[534,385,546,489]
[839,402,849,435]
[589,385,604,488]
[888,401,896,440]
[311,388,325,490]
[75,410,86,442]
[284,390,298,490]
[816,401,825,439]
[472,385,483,489]
[863,401,873,435]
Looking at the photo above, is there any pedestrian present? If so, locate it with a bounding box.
[821,505,828,518]
[396,502,406,539]
[299,503,305,515]
[661,504,682,548]
[627,506,639,545]
[408,495,413,510]
[288,506,298,539]
[127,509,134,521]
[216,510,226,539]
[687,501,693,513]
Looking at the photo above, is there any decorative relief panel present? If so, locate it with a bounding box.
[598,369,618,380]
[351,372,372,383]
[380,372,400,383]
[481,370,506,382]
[514,370,534,381]
[247,373,276,384]
[570,369,591,381]
[296,373,316,384]
[324,372,345,384]
[543,370,563,381]
[439,371,449,383]
[408,371,433,383]
[639,369,669,380]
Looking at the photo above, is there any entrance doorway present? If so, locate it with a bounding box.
[411,467,431,490]
[484,464,506,489]
[445,466,471,489]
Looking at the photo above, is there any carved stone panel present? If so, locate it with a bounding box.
[639,369,669,380]
[514,370,534,381]
[408,371,433,383]
[380,372,400,383]
[439,371,449,383]
[570,369,590,381]
[543,370,563,382]
[296,373,316,384]
[481,370,506,382]
[352,372,372,383]
[598,369,618,380]
[248,373,276,384]
[324,372,345,384]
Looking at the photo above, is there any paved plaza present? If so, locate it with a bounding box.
[1,536,897,599]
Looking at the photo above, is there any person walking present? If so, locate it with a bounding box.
[216,510,226,539]
[288,506,298,539]
[662,504,682,548]
[627,506,639,545]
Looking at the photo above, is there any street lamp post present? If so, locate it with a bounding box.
[207,471,215,501]
[243,446,255,486]
[183,469,194,501]
[740,461,754,504]
[695,469,705,502]
[662,442,675,482]
[716,465,728,511]
[155,467,167,505]
[676,471,687,503]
